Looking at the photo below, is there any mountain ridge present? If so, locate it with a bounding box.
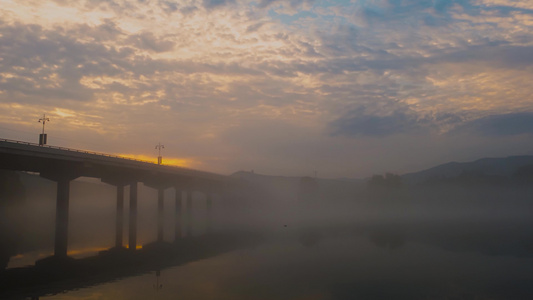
[231,155,533,185]
[401,155,533,184]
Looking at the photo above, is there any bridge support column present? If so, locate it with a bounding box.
[174,189,182,241]
[186,190,192,237]
[115,185,125,248]
[129,182,138,250]
[206,193,213,234]
[157,188,164,242]
[54,178,70,257]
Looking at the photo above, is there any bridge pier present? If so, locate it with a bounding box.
[115,185,125,248]
[186,190,192,237]
[40,169,80,259]
[54,178,70,257]
[157,188,165,242]
[206,193,213,234]
[174,189,182,241]
[129,182,138,250]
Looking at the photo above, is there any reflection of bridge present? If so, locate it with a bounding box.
[0,138,232,260]
[0,233,260,300]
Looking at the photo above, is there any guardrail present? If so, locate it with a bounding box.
[0,138,155,165]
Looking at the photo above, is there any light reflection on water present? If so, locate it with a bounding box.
[7,247,115,269]
[39,229,533,300]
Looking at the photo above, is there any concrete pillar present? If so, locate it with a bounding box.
[186,190,192,237]
[115,185,124,248]
[54,178,70,257]
[206,193,213,234]
[129,182,138,250]
[174,188,182,241]
[157,188,164,242]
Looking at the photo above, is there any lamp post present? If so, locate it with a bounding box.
[38,114,50,146]
[155,142,165,165]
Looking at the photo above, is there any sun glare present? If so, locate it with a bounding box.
[115,153,198,168]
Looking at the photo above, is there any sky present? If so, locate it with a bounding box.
[0,0,532,178]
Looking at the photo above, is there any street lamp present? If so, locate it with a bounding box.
[38,114,50,146]
[155,142,165,165]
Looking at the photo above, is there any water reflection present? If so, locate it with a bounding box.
[153,270,163,297]
[298,229,322,248]
[368,229,405,250]
[2,220,533,299]
[0,233,261,300]
[28,225,533,300]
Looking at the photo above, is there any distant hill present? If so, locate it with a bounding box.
[401,155,533,184]
[231,171,301,202]
[230,171,363,202]
[230,155,533,199]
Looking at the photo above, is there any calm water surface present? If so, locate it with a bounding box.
[37,223,533,300]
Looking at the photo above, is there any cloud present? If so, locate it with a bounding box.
[329,106,429,137]
[453,113,533,136]
[257,0,316,11]
[435,44,533,69]
[158,0,179,13]
[246,22,266,33]
[475,0,533,10]
[202,0,235,10]
[126,31,175,52]
[179,5,199,15]
[1,0,533,177]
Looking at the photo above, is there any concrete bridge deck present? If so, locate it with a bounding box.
[0,138,228,186]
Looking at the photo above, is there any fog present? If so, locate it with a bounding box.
[2,166,533,299]
[4,168,533,258]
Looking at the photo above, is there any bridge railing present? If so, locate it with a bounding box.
[0,137,155,165]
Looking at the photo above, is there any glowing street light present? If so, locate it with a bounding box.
[155,142,165,165]
[38,114,50,146]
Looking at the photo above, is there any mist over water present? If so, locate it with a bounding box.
[2,168,533,299]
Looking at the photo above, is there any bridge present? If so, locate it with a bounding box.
[0,138,233,261]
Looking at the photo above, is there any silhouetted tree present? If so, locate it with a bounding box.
[366,173,404,203]
[367,173,402,189]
